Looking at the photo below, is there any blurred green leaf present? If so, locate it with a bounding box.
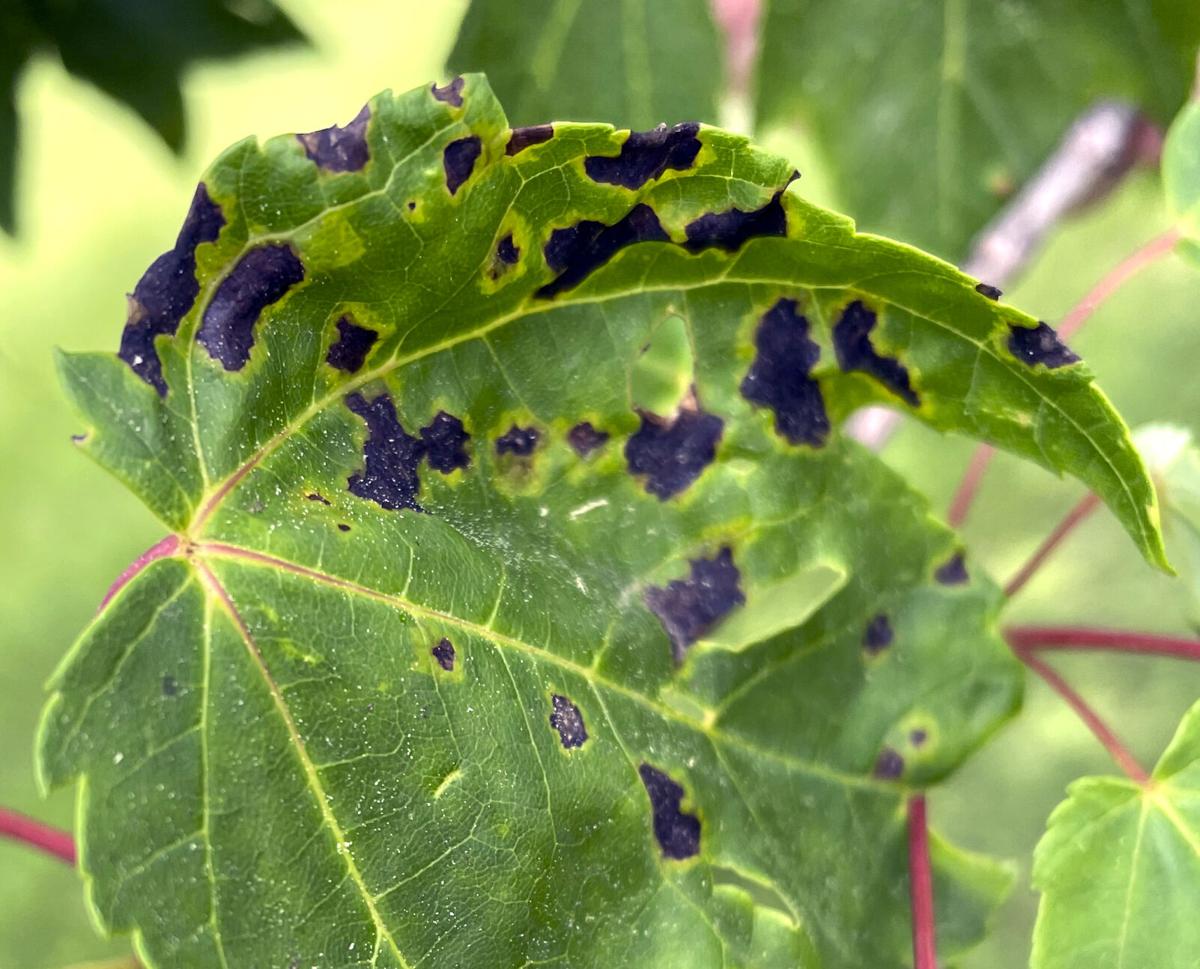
[1031,697,1200,969]
[1137,424,1200,627]
[756,0,1200,259]
[1163,98,1200,264]
[0,0,307,234]
[447,0,721,128]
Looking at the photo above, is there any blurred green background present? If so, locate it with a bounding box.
[0,2,1197,967]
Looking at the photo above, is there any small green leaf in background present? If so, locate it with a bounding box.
[0,0,306,233]
[36,74,1165,967]
[1137,424,1200,627]
[447,0,722,128]
[1031,697,1200,969]
[1163,97,1200,265]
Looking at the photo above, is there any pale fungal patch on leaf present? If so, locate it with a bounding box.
[548,694,588,749]
[1007,321,1080,369]
[645,547,744,663]
[584,122,702,189]
[296,104,371,173]
[568,498,608,520]
[638,763,701,860]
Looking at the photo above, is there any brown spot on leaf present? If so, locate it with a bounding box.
[326,315,378,373]
[568,422,609,457]
[873,747,905,780]
[584,123,701,189]
[645,547,744,663]
[934,552,968,585]
[506,124,554,155]
[443,136,482,195]
[638,764,700,859]
[1008,321,1079,369]
[975,282,1002,300]
[496,425,539,457]
[119,182,225,394]
[832,301,919,406]
[420,412,470,473]
[296,104,370,173]
[345,392,424,512]
[549,694,588,749]
[863,614,894,655]
[196,244,305,371]
[740,298,829,447]
[432,638,455,671]
[430,77,465,107]
[537,204,669,298]
[625,400,723,500]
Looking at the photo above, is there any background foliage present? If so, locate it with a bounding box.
[1,2,1198,967]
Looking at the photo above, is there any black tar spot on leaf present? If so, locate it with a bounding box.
[432,638,455,671]
[496,425,539,456]
[568,421,609,457]
[626,406,723,500]
[345,392,424,511]
[549,694,588,749]
[506,124,554,155]
[683,186,789,253]
[496,233,520,265]
[934,552,969,585]
[910,728,928,747]
[306,492,331,505]
[645,547,744,663]
[420,412,471,473]
[431,77,465,107]
[161,675,178,697]
[537,204,669,298]
[740,298,830,447]
[297,104,370,173]
[638,763,700,859]
[833,301,919,406]
[119,183,225,394]
[196,244,305,371]
[584,122,701,189]
[337,523,351,532]
[975,282,1002,300]
[1008,321,1080,369]
[873,747,905,780]
[326,315,378,373]
[443,136,482,195]
[863,613,894,655]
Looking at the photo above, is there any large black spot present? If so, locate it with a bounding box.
[683,185,790,253]
[1008,321,1079,369]
[496,425,539,456]
[934,552,969,585]
[740,298,829,447]
[645,547,744,663]
[345,392,424,511]
[197,244,305,371]
[431,77,465,107]
[862,613,894,655]
[119,183,225,394]
[549,694,588,749]
[584,123,701,189]
[638,764,701,860]
[443,136,482,196]
[536,204,669,298]
[296,104,370,173]
[832,301,919,406]
[626,407,723,500]
[432,638,455,671]
[496,233,520,265]
[326,315,378,373]
[421,412,471,472]
[568,421,609,457]
[506,124,554,155]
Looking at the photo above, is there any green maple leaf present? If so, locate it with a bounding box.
[38,75,1162,968]
[1164,97,1200,266]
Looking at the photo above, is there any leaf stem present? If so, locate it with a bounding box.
[1004,493,1100,599]
[98,533,181,612]
[907,794,938,969]
[947,444,995,528]
[0,807,76,865]
[1006,626,1200,661]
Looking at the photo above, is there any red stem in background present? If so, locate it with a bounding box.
[907,794,938,969]
[1006,626,1200,662]
[98,533,181,612]
[1004,493,1100,598]
[0,808,76,865]
[947,444,996,528]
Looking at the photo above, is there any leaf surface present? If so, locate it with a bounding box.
[40,75,1164,968]
[1164,98,1200,265]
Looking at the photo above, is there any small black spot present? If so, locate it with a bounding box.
[638,763,700,860]
[337,523,351,532]
[119,182,225,394]
[626,406,723,500]
[537,204,669,298]
[196,244,305,371]
[345,392,425,511]
[975,282,1002,300]
[549,694,588,749]
[683,185,790,253]
[873,747,905,780]
[496,425,539,457]
[161,675,178,697]
[71,433,87,444]
[740,298,829,447]
[432,638,455,671]
[584,122,701,189]
[863,614,894,655]
[1007,321,1079,369]
[431,77,465,107]
[407,200,417,211]
[496,233,520,265]
[307,492,331,505]
[568,422,609,457]
[645,547,744,663]
[297,104,370,173]
[420,412,471,473]
[506,124,554,155]
[934,552,968,585]
[326,315,378,373]
[910,729,928,747]
[832,301,919,407]
[443,136,482,196]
